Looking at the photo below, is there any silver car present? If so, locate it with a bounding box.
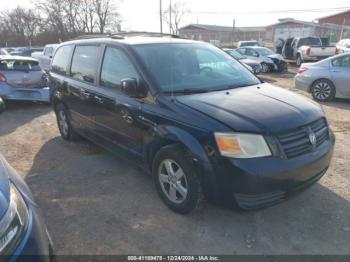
[295,53,350,102]
[0,56,50,106]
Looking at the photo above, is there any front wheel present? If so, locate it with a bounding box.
[55,103,79,141]
[311,79,336,102]
[261,63,270,73]
[0,97,5,114]
[152,145,203,214]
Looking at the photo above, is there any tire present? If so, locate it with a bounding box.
[55,103,79,141]
[261,63,270,73]
[311,79,336,102]
[152,145,203,214]
[0,98,5,114]
[296,55,303,67]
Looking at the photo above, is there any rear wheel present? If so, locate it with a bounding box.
[55,103,78,141]
[152,145,203,214]
[311,79,336,102]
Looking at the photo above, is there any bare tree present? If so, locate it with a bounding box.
[92,0,121,33]
[163,1,190,35]
[0,7,41,44]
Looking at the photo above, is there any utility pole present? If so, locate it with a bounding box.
[160,0,163,35]
[340,18,345,40]
[169,0,172,34]
[232,19,235,47]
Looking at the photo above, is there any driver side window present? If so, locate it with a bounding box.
[100,47,140,90]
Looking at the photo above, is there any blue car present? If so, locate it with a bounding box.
[0,154,53,261]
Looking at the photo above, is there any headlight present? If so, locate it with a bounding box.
[0,184,29,255]
[214,132,272,158]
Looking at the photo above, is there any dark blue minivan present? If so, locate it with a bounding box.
[0,154,53,261]
[50,36,334,214]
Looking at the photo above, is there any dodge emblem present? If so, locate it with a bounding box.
[309,132,317,147]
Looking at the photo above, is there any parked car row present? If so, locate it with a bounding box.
[224,46,287,74]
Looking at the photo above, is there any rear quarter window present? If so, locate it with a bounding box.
[51,45,74,75]
[70,45,100,84]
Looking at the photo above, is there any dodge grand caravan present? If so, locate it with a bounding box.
[49,36,334,214]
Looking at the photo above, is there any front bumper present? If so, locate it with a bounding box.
[212,135,334,210]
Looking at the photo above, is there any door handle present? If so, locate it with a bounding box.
[94,96,104,103]
[332,70,341,73]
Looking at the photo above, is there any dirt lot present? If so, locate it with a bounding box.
[0,67,349,256]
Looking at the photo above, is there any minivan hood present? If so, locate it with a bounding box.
[176,83,324,133]
[0,156,10,219]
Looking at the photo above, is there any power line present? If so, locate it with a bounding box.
[191,6,350,15]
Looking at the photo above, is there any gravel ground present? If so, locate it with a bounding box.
[0,66,349,256]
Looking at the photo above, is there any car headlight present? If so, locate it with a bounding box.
[0,184,29,255]
[214,133,272,158]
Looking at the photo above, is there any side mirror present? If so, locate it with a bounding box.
[121,78,147,98]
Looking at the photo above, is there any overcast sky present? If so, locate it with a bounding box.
[2,0,350,32]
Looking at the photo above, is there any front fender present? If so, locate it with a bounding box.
[145,125,211,169]
[144,125,219,201]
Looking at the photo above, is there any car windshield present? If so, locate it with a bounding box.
[227,50,246,60]
[133,43,259,93]
[0,59,41,71]
[255,48,275,56]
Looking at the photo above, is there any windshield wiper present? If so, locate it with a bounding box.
[164,88,209,94]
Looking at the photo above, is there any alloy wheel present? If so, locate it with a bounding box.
[158,159,188,204]
[262,63,269,73]
[313,81,331,101]
[58,109,69,137]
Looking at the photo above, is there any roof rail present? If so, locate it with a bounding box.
[72,34,124,40]
[71,31,183,41]
[112,31,181,38]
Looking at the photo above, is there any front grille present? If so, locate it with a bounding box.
[277,118,329,159]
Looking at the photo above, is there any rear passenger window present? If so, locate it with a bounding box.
[332,55,350,67]
[71,46,100,84]
[51,45,73,75]
[100,47,139,89]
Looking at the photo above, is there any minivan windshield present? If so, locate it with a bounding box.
[133,43,260,93]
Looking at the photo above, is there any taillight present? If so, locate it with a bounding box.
[306,47,311,56]
[0,73,6,82]
[298,67,308,74]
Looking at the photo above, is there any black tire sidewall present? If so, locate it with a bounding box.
[311,80,336,102]
[0,98,5,114]
[296,55,302,67]
[152,145,202,214]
